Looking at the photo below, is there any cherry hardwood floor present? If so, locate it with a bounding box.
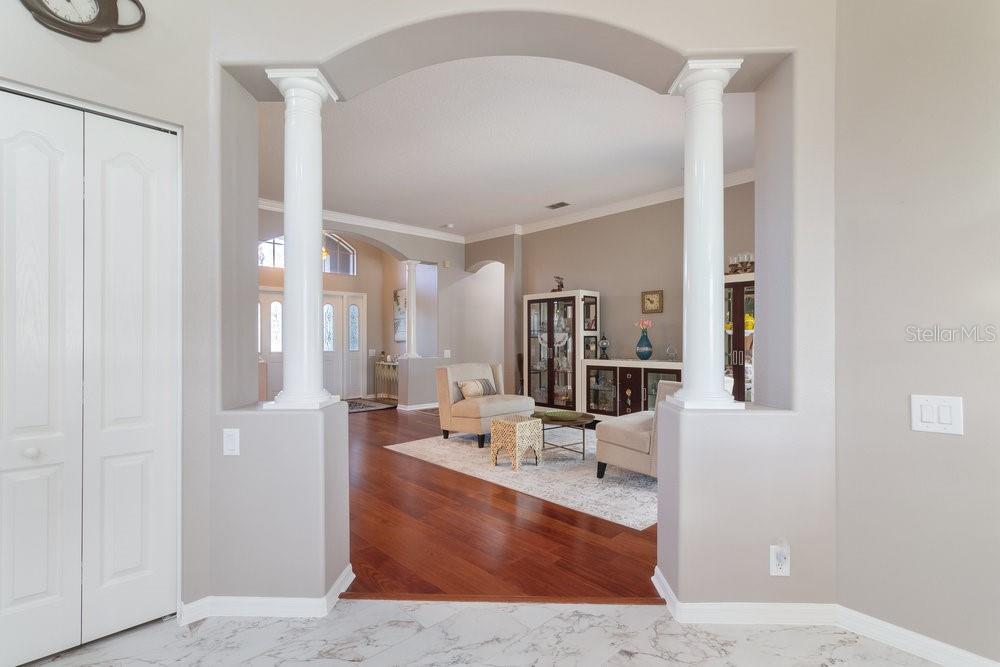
[342,407,661,603]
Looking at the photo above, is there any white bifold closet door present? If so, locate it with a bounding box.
[0,89,85,667]
[80,113,179,642]
[0,91,179,665]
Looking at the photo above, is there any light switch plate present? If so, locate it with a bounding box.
[368,349,377,357]
[223,428,240,455]
[910,395,964,435]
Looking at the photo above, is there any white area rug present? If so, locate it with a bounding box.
[385,427,657,530]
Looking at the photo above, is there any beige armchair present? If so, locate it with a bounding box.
[436,362,535,447]
[596,380,681,478]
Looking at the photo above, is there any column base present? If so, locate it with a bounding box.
[264,389,340,410]
[666,392,745,411]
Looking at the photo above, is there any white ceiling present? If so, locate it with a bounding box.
[258,56,755,238]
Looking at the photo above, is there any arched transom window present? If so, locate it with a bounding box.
[258,232,357,276]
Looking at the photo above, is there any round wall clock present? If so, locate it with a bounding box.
[21,0,145,42]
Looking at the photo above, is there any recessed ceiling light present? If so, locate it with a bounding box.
[439,223,455,229]
[546,201,570,210]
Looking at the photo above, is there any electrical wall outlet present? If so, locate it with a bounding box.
[443,349,452,358]
[223,428,240,456]
[368,349,377,357]
[770,541,790,576]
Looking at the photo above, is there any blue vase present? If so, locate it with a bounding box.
[635,330,653,360]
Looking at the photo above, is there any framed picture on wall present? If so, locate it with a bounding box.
[393,288,407,342]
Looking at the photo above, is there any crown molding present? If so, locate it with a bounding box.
[258,198,465,244]
[464,224,524,244]
[516,168,755,237]
[259,169,753,247]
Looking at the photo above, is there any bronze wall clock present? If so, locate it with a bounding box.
[641,289,664,314]
[21,0,145,42]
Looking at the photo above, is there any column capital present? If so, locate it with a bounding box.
[668,59,743,96]
[266,68,339,102]
[402,259,422,267]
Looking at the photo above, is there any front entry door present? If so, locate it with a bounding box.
[260,292,284,401]
[260,291,365,401]
[343,295,365,399]
[322,295,344,398]
[0,90,85,666]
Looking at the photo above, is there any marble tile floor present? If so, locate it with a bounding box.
[33,600,936,666]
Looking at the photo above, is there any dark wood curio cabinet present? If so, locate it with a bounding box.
[523,291,599,410]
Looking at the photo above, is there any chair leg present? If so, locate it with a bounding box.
[597,462,607,479]
[477,434,486,448]
[442,429,449,439]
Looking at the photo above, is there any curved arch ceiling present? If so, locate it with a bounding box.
[258,55,755,235]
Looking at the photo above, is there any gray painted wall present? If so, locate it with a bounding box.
[835,0,1000,659]
[657,46,839,609]
[521,183,754,361]
[465,235,523,391]
[0,1,218,602]
[221,70,261,411]
[211,402,348,598]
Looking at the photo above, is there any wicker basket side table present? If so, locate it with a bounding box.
[490,415,543,471]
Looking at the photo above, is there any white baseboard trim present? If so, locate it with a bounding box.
[325,564,356,612]
[837,606,997,667]
[649,568,834,625]
[179,565,356,626]
[650,567,997,666]
[397,401,438,411]
[650,566,678,618]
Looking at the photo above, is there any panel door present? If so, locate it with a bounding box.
[322,295,344,398]
[0,91,84,667]
[344,295,365,399]
[81,114,179,642]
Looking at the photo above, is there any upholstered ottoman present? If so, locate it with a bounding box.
[490,415,543,470]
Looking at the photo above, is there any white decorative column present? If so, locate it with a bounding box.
[401,259,421,358]
[667,59,744,410]
[266,68,339,409]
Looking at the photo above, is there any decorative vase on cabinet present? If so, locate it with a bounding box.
[635,330,653,360]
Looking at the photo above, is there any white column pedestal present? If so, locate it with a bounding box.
[265,68,339,410]
[667,59,745,411]
[401,259,421,359]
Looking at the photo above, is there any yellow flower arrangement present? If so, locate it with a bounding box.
[724,314,755,332]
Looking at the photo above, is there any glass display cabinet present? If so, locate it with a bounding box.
[580,360,683,417]
[524,290,600,409]
[586,365,617,415]
[643,368,682,408]
[725,277,755,402]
